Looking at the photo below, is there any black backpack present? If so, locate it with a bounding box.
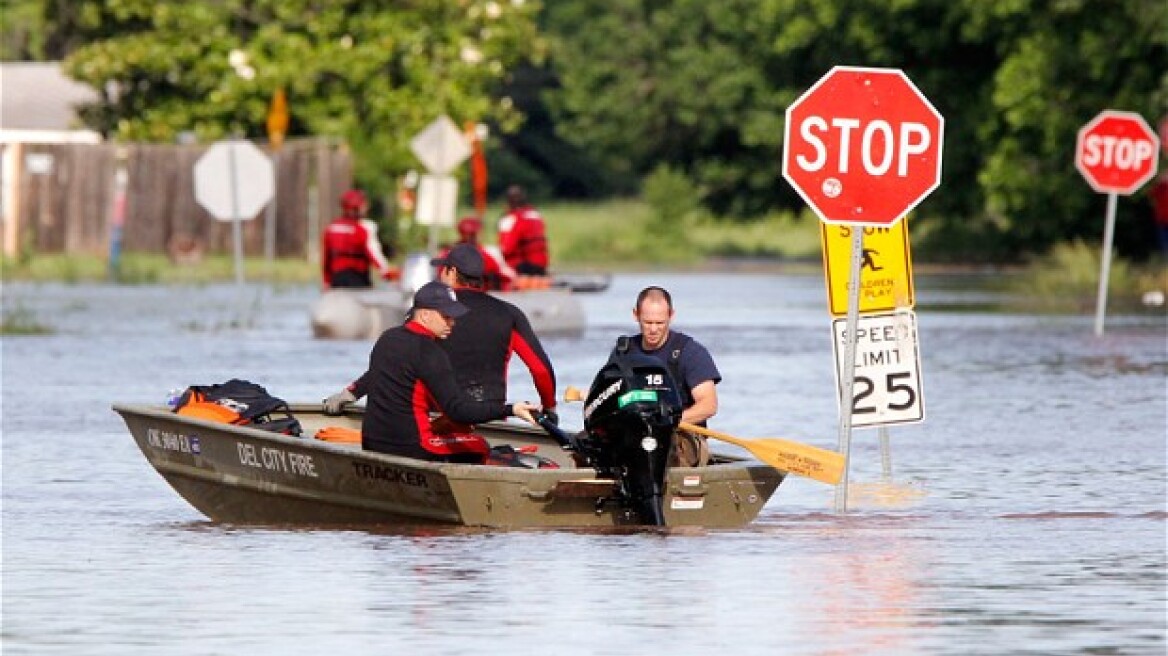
[175,378,303,436]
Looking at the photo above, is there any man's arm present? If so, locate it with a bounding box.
[359,219,393,278]
[682,379,717,425]
[508,307,557,409]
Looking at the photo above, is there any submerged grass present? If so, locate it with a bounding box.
[543,199,820,267]
[1,200,823,280]
[3,203,1164,317]
[1007,240,1167,313]
[0,302,53,335]
[2,252,319,285]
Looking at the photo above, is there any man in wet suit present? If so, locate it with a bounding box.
[431,243,559,424]
[324,281,539,462]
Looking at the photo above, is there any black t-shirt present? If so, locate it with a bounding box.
[358,322,509,459]
[626,331,721,406]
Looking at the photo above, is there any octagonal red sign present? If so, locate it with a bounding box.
[1075,110,1159,195]
[783,66,944,226]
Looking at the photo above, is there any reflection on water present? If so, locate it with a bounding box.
[845,481,929,509]
[2,277,1164,655]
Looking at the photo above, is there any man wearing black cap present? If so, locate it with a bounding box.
[431,243,559,425]
[325,280,539,462]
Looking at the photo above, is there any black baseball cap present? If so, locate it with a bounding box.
[430,243,484,279]
[412,281,469,318]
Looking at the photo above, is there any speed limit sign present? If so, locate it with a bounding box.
[831,311,925,427]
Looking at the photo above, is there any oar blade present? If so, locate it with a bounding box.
[752,438,845,485]
[679,421,844,485]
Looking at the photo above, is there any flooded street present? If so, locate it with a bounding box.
[2,273,1165,655]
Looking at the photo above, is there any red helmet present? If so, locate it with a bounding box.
[457,217,482,237]
[340,189,367,211]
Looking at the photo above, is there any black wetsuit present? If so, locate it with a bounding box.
[440,287,557,409]
[354,321,511,461]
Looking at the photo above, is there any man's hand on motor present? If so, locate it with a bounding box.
[542,408,559,426]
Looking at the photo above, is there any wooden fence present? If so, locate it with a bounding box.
[3,137,352,260]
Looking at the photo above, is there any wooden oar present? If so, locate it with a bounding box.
[563,386,844,485]
[677,423,844,485]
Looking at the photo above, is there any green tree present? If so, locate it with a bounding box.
[543,0,1168,260]
[1,0,47,59]
[59,0,545,202]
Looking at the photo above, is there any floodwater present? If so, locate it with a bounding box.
[2,272,1165,655]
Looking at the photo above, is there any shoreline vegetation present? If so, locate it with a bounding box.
[2,200,1164,334]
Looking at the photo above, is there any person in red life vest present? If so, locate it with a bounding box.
[322,280,539,462]
[431,243,558,424]
[321,189,397,289]
[1151,171,1168,256]
[497,185,549,276]
[437,217,514,291]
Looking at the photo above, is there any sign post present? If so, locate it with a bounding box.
[193,139,274,287]
[1074,110,1160,336]
[783,66,943,511]
[264,89,289,269]
[410,116,471,254]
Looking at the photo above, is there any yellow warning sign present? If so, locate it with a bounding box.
[821,219,914,316]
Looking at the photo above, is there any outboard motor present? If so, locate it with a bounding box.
[577,349,684,525]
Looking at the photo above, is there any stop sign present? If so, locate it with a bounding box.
[783,66,944,226]
[194,139,274,221]
[1075,110,1159,195]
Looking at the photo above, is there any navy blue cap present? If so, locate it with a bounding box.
[431,243,484,279]
[412,281,469,318]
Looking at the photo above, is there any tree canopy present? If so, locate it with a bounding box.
[16,0,1168,260]
[54,0,543,202]
[542,0,1168,259]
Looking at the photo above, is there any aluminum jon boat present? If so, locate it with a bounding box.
[112,403,784,529]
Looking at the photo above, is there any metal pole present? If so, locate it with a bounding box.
[833,229,864,513]
[1093,192,1117,337]
[264,150,279,273]
[879,426,893,482]
[228,142,244,288]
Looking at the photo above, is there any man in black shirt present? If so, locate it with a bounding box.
[326,281,538,462]
[431,244,559,423]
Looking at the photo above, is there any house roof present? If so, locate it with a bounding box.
[1,61,100,131]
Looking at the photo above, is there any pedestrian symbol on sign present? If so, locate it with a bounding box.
[862,249,883,272]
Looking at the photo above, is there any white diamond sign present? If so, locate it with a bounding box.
[410,115,471,175]
[193,140,274,222]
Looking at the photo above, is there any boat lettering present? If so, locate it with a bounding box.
[352,462,428,488]
[583,380,622,419]
[236,443,319,478]
[147,428,200,455]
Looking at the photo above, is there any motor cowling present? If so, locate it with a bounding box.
[578,351,683,525]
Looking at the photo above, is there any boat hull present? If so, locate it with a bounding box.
[113,404,784,529]
[310,287,586,340]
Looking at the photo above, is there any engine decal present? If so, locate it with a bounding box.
[617,390,658,407]
[583,380,622,419]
